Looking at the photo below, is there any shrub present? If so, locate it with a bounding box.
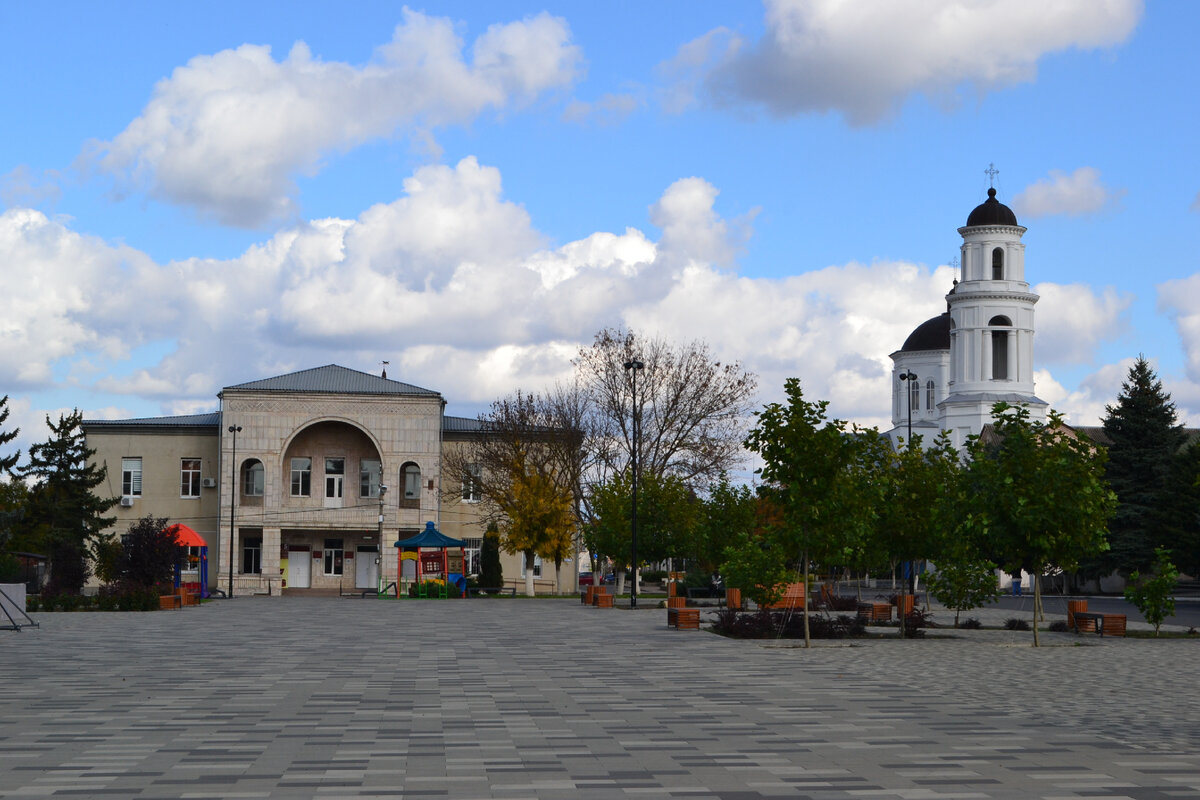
[959,617,982,629]
[641,570,667,584]
[1124,548,1178,637]
[710,609,865,639]
[1004,617,1031,631]
[1048,620,1069,632]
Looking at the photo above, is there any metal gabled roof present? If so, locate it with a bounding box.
[82,412,221,430]
[223,364,440,397]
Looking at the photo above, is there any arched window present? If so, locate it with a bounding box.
[242,459,264,497]
[992,247,1004,280]
[990,315,1011,380]
[401,462,421,509]
[909,376,920,411]
[926,379,935,410]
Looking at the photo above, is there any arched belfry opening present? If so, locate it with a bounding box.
[989,315,1012,380]
[992,247,1004,280]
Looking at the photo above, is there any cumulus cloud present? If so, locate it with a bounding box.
[85,10,581,227]
[1,165,63,209]
[1013,167,1123,218]
[562,92,641,125]
[670,0,1142,124]
[1033,282,1131,364]
[1158,274,1200,381]
[3,156,1157,447]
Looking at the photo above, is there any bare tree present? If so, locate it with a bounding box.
[575,327,757,489]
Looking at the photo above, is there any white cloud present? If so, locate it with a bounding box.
[2,157,1173,445]
[674,0,1142,124]
[1033,282,1131,364]
[1013,167,1123,217]
[1158,274,1200,381]
[562,92,641,125]
[86,10,581,227]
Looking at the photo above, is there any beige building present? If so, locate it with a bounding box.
[83,365,558,595]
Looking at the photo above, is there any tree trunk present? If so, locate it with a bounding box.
[616,567,627,596]
[802,548,811,649]
[1031,572,1041,647]
[524,551,536,597]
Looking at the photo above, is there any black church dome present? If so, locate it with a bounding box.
[901,313,952,352]
[966,187,1018,227]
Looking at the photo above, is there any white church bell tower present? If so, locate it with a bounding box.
[887,177,1047,449]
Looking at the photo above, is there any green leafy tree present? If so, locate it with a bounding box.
[741,379,878,647]
[964,403,1116,646]
[479,524,503,588]
[496,457,575,597]
[926,524,1000,627]
[693,475,757,574]
[1123,547,1178,636]
[720,495,791,607]
[18,410,118,594]
[1096,357,1186,575]
[116,515,182,590]
[587,471,697,592]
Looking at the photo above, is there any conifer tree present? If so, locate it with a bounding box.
[1099,357,1185,575]
[20,410,118,594]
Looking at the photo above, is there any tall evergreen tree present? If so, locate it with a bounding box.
[0,394,20,475]
[19,410,118,594]
[1154,438,1200,578]
[1099,357,1185,575]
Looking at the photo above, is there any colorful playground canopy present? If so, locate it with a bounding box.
[394,521,466,549]
[166,523,207,548]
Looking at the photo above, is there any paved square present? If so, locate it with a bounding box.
[3,598,1199,798]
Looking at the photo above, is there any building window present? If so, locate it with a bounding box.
[360,459,381,498]
[121,458,142,496]
[992,247,1004,280]
[324,538,344,575]
[520,554,542,579]
[926,379,935,410]
[325,458,344,500]
[180,459,201,498]
[291,457,312,497]
[463,537,482,577]
[909,377,920,412]
[242,536,262,574]
[181,545,202,574]
[243,460,264,497]
[990,315,1012,381]
[462,463,482,503]
[402,462,422,508]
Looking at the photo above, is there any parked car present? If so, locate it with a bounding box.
[577,572,615,586]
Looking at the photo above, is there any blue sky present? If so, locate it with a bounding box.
[2,0,1198,457]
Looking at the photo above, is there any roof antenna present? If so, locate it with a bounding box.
[381,360,389,379]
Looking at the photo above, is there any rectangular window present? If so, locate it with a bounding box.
[325,458,344,500]
[520,554,542,579]
[121,457,142,496]
[244,462,264,496]
[181,545,202,574]
[360,459,381,498]
[290,457,312,496]
[463,537,482,577]
[180,459,201,498]
[242,536,262,574]
[462,463,482,503]
[324,538,344,575]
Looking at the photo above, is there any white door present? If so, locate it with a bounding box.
[288,548,311,588]
[324,458,344,508]
[356,546,379,589]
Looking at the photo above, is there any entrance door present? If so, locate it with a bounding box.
[356,545,379,589]
[324,458,344,508]
[288,546,311,588]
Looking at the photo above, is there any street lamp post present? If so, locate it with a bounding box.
[227,425,241,598]
[377,478,387,595]
[623,358,644,609]
[898,370,917,448]
[895,371,918,630]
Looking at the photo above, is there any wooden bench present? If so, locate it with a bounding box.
[159,594,182,610]
[1073,611,1126,636]
[667,607,700,629]
[764,582,807,610]
[856,601,892,622]
[594,592,615,608]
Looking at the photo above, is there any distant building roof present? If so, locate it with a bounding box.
[82,412,221,432]
[223,364,440,397]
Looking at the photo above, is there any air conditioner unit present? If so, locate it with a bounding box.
[201,478,217,488]
[120,496,134,507]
